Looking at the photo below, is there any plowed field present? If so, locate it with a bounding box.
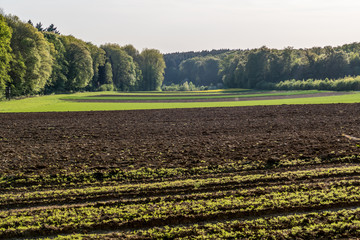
[1,103,360,239]
[1,103,360,175]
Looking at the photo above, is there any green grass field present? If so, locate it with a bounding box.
[0,90,360,113]
[62,90,323,101]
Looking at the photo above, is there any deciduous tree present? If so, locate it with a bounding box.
[61,36,93,90]
[0,14,12,97]
[6,15,53,95]
[140,49,165,91]
[101,44,139,91]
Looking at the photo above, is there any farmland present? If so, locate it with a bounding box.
[1,90,360,112]
[1,100,360,239]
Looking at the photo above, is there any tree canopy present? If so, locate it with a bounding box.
[0,14,12,97]
[101,43,139,91]
[6,15,53,95]
[0,12,169,98]
[164,44,360,90]
[140,49,166,91]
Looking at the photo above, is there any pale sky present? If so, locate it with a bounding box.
[1,0,360,53]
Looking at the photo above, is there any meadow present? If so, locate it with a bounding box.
[0,89,359,112]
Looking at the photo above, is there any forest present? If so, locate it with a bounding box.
[0,13,166,98]
[2,12,360,99]
[164,44,360,91]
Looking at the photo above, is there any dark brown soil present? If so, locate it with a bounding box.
[1,103,360,175]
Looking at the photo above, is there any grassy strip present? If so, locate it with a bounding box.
[121,88,250,95]
[62,90,323,100]
[0,91,359,113]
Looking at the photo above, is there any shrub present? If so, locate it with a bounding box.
[97,84,114,91]
[257,76,360,91]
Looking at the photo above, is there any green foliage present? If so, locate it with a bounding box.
[0,14,12,97]
[97,84,114,91]
[86,42,106,90]
[101,44,139,91]
[8,53,26,96]
[35,22,43,31]
[61,36,93,90]
[245,46,270,88]
[260,76,360,91]
[122,44,143,90]
[6,15,53,95]
[164,49,231,85]
[220,54,246,88]
[140,49,166,91]
[43,32,68,93]
[165,43,360,91]
[6,10,360,100]
[0,12,168,99]
[162,82,202,91]
[2,162,360,238]
[179,56,222,87]
[98,62,113,86]
[122,44,141,63]
[45,23,60,34]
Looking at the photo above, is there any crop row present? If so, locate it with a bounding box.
[1,155,359,191]
[1,180,360,238]
[1,177,358,212]
[1,166,360,210]
[39,208,360,240]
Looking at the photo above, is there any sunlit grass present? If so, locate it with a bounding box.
[0,90,359,113]
[89,88,250,95]
[62,90,323,101]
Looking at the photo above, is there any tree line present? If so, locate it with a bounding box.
[0,13,166,98]
[163,49,231,87]
[260,76,360,91]
[164,44,360,91]
[3,11,360,98]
